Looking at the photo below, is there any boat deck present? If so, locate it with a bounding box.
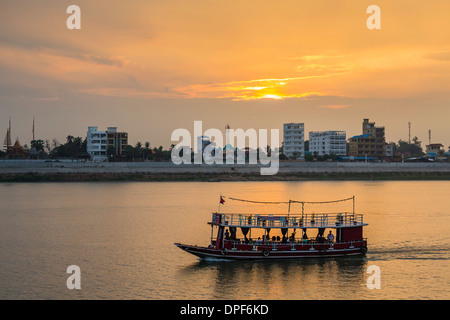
[211,212,367,229]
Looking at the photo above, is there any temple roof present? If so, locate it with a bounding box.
[13,138,23,149]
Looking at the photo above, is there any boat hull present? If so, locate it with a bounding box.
[174,243,367,260]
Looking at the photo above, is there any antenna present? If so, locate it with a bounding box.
[428,129,431,145]
[408,122,411,144]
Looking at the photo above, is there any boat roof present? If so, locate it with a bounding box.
[210,212,367,229]
[212,195,367,229]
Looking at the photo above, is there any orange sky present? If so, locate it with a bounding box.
[0,0,449,148]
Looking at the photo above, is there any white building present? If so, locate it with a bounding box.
[86,126,107,161]
[283,123,304,159]
[385,142,394,157]
[309,131,347,156]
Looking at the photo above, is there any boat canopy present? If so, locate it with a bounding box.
[211,195,367,229]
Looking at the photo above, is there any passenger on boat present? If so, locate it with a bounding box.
[302,229,308,242]
[225,229,230,240]
[316,229,326,243]
[327,231,334,243]
[289,232,296,242]
[257,237,262,244]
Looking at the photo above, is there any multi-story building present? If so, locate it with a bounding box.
[348,119,386,158]
[86,126,107,161]
[426,143,445,156]
[348,134,377,157]
[385,142,395,157]
[283,123,304,159]
[309,131,346,156]
[106,127,128,157]
[362,118,385,156]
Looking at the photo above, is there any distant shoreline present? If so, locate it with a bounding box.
[1,161,450,182]
[2,171,450,182]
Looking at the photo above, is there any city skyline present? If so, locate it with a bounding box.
[1,1,449,148]
[2,116,444,152]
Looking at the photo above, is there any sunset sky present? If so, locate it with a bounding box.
[1,0,449,149]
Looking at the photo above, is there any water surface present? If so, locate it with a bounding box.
[0,181,448,299]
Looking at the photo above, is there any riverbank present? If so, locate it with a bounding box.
[2,172,450,182]
[1,161,450,182]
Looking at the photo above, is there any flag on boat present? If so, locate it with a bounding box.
[220,196,225,204]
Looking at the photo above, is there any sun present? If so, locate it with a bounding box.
[260,94,283,100]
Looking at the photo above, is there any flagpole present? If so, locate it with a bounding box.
[218,193,221,213]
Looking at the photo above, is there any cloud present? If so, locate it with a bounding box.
[174,76,331,100]
[423,52,450,62]
[79,87,180,99]
[72,53,131,68]
[319,104,351,109]
[34,48,133,69]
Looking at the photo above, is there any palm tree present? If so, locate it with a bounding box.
[66,135,74,144]
[144,141,150,160]
[153,146,164,161]
[135,142,143,159]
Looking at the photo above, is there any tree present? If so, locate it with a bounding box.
[66,135,74,144]
[144,141,151,160]
[304,140,309,152]
[396,138,424,157]
[266,145,271,157]
[107,145,116,161]
[52,136,87,158]
[153,146,164,161]
[291,151,301,160]
[30,139,45,153]
[123,145,135,161]
[135,141,143,159]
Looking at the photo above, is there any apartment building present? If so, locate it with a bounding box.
[309,131,346,156]
[86,126,107,161]
[106,127,128,157]
[348,119,386,158]
[283,123,304,159]
[362,118,385,156]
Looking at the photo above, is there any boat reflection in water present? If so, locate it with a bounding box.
[179,256,369,299]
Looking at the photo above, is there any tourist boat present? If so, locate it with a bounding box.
[175,196,368,260]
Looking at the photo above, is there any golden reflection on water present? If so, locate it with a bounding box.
[180,258,368,299]
[0,181,449,299]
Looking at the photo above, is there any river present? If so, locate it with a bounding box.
[0,181,448,299]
